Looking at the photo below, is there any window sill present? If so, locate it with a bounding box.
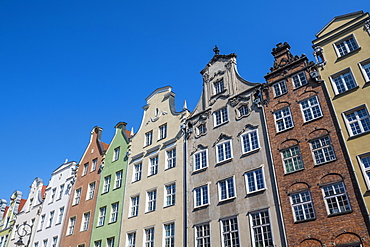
[294,217,316,224]
[333,85,359,99]
[327,209,352,217]
[335,47,361,61]
[96,224,104,228]
[131,179,141,184]
[163,204,175,209]
[108,221,117,225]
[128,215,138,219]
[246,188,265,196]
[113,186,122,191]
[193,204,209,211]
[147,173,158,178]
[101,191,109,195]
[293,83,308,90]
[302,115,324,124]
[145,210,155,214]
[314,158,337,167]
[213,121,229,129]
[284,168,304,175]
[192,167,208,174]
[348,130,370,140]
[241,148,260,157]
[276,126,294,134]
[274,91,288,98]
[164,166,176,171]
[218,197,236,204]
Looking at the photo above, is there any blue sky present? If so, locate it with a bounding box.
[0,0,367,200]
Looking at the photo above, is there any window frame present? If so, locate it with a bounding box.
[144,227,155,247]
[113,147,120,162]
[148,156,159,176]
[164,183,176,207]
[241,129,260,154]
[166,148,176,170]
[274,107,294,132]
[133,163,142,182]
[115,170,123,189]
[292,71,308,89]
[220,217,240,247]
[87,182,95,200]
[130,195,139,217]
[82,163,89,176]
[299,96,323,122]
[213,107,229,127]
[333,34,360,57]
[249,209,274,247]
[159,124,167,140]
[195,222,210,247]
[81,212,90,232]
[217,177,236,202]
[290,190,316,222]
[321,182,352,215]
[273,80,287,97]
[98,206,106,227]
[110,202,119,223]
[193,150,208,171]
[91,158,98,172]
[214,79,225,94]
[244,168,266,195]
[357,153,370,190]
[145,131,153,146]
[73,188,82,205]
[343,105,370,137]
[330,68,358,95]
[216,140,233,163]
[146,189,157,213]
[281,146,304,173]
[67,216,76,236]
[193,184,209,208]
[310,136,336,165]
[103,176,111,194]
[359,58,370,83]
[126,232,136,247]
[163,222,175,247]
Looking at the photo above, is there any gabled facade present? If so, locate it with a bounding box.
[119,86,189,247]
[0,191,25,247]
[91,122,130,247]
[312,10,370,220]
[8,178,45,247]
[59,127,108,247]
[32,160,77,247]
[263,42,370,246]
[185,52,285,247]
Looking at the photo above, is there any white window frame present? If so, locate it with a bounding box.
[290,190,315,222]
[133,163,142,182]
[244,168,265,194]
[113,147,120,161]
[146,189,157,212]
[213,107,229,127]
[87,182,95,200]
[238,105,249,117]
[218,177,236,202]
[292,71,308,89]
[216,140,233,163]
[197,124,206,135]
[57,207,64,224]
[195,223,210,247]
[163,222,175,247]
[130,195,139,217]
[58,184,64,200]
[42,239,48,247]
[91,158,98,171]
[330,68,358,95]
[343,105,370,137]
[321,182,351,215]
[110,202,119,223]
[107,237,115,247]
[310,136,336,165]
[214,79,225,94]
[145,131,153,146]
[48,210,55,227]
[357,153,370,190]
[98,207,106,226]
[273,80,287,97]
[249,210,274,247]
[165,183,176,207]
[73,188,81,205]
[193,184,209,208]
[81,212,90,232]
[144,227,155,247]
[166,148,176,169]
[300,96,323,122]
[149,156,158,176]
[50,188,56,203]
[67,217,76,236]
[281,146,304,173]
[94,240,102,247]
[126,232,136,247]
[334,34,359,57]
[103,176,111,193]
[274,107,294,132]
[241,129,259,154]
[159,124,167,140]
[115,170,123,189]
[52,236,58,247]
[82,163,89,176]
[193,150,208,171]
[39,214,45,230]
[359,59,370,83]
[220,217,240,247]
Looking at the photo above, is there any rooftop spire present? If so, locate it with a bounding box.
[213,45,219,55]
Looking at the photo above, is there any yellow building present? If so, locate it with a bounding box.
[312,11,370,219]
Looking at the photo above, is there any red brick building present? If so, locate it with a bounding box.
[262,42,370,247]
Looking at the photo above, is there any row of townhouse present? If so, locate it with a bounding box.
[1,10,370,247]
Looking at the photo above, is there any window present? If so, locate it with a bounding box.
[195,223,210,247]
[91,158,98,171]
[310,136,336,165]
[57,207,64,224]
[42,239,48,247]
[73,188,81,205]
[166,149,176,169]
[130,196,139,217]
[133,163,142,182]
[149,156,158,176]
[163,222,175,247]
[238,105,249,116]
[145,131,153,146]
[220,217,239,247]
[115,170,123,189]
[197,124,206,135]
[322,182,351,215]
[103,176,111,193]
[39,214,45,230]
[218,177,235,201]
[110,203,119,223]
[193,150,207,171]
[94,240,102,247]
[250,210,273,247]
[214,80,225,94]
[81,212,90,231]
[50,188,56,203]
[34,242,39,247]
[214,108,229,126]
[334,35,359,57]
[216,140,232,163]
[290,191,315,222]
[147,190,157,212]
[344,106,370,136]
[127,232,136,247]
[194,185,209,208]
[159,124,167,140]
[358,154,370,188]
[113,147,120,161]
[52,236,58,247]
[331,70,357,94]
[359,60,370,82]
[241,130,259,153]
[300,96,323,122]
[281,146,304,173]
[67,217,76,235]
[98,207,106,226]
[145,228,154,247]
[107,237,115,247]
[58,184,64,200]
[165,183,176,207]
[48,211,55,227]
[273,80,287,97]
[292,71,308,88]
[244,168,265,194]
[82,163,89,176]
[274,107,294,132]
[87,182,95,200]
[28,198,34,211]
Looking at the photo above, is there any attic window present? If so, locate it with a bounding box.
[214,80,225,94]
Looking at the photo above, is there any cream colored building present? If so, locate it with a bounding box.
[312,11,370,219]
[119,86,189,247]
[185,53,285,247]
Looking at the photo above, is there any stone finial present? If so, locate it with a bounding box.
[183,100,188,110]
[213,45,220,55]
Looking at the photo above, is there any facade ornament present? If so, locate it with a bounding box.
[225,59,234,70]
[365,19,370,35]
[202,72,209,82]
[313,45,326,67]
[213,45,219,55]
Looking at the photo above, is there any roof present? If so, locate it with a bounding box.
[3,206,8,218]
[101,142,109,151]
[18,199,27,213]
[125,129,132,138]
[41,185,47,200]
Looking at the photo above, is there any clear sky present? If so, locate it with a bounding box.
[0,0,367,200]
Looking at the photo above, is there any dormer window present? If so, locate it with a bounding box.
[214,80,225,94]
